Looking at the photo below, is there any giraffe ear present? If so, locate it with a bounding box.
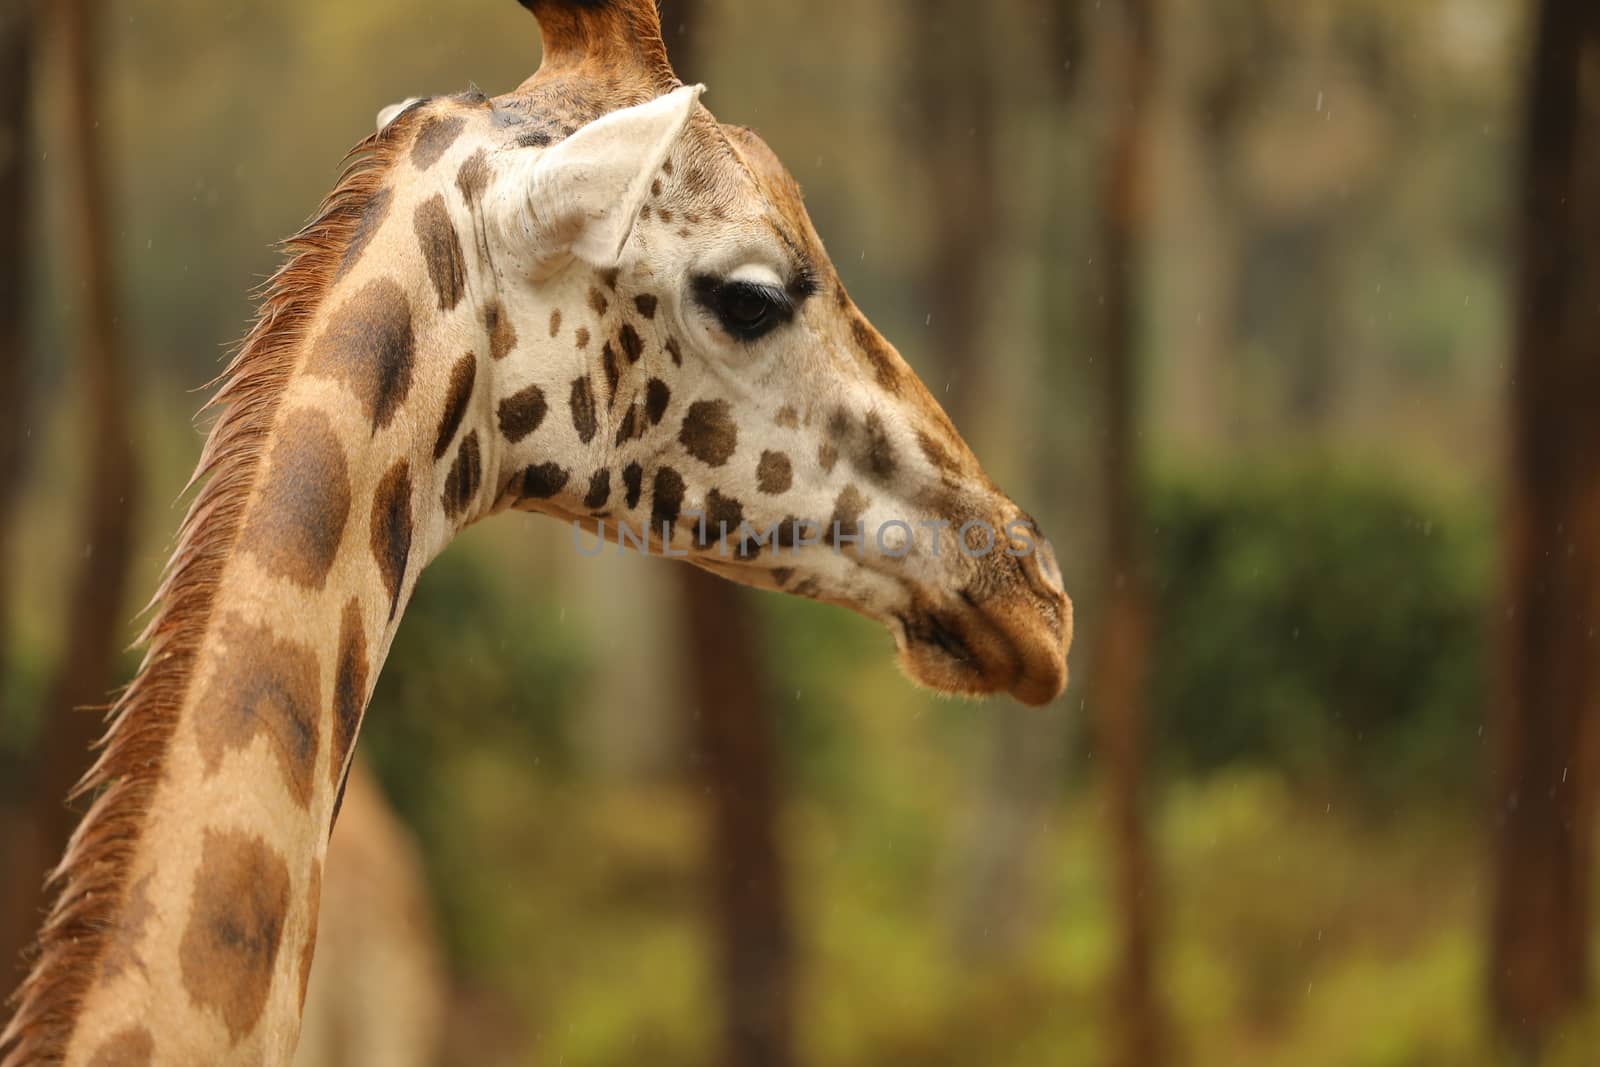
[514,84,703,268]
[375,98,422,134]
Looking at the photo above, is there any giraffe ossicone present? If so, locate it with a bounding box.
[1,2,1071,1064]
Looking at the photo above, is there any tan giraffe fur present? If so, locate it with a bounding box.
[1,2,1072,1063]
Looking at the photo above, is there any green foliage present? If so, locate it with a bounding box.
[1147,464,1492,799]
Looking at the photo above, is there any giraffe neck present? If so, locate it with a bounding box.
[1,121,516,1065]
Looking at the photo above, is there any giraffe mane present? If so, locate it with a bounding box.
[0,115,415,1066]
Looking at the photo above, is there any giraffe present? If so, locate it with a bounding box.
[0,1,1072,1062]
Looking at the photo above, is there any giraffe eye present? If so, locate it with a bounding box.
[693,276,794,341]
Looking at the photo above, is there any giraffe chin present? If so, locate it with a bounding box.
[892,591,1071,708]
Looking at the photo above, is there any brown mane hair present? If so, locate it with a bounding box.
[0,116,413,1066]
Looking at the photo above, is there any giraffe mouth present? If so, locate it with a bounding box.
[892,584,1071,707]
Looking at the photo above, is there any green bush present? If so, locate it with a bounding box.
[1146,465,1491,800]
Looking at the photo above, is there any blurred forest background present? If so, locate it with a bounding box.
[2,0,1598,1065]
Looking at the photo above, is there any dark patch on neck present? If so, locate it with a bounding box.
[651,466,686,537]
[178,829,291,1043]
[498,382,549,443]
[617,323,644,363]
[305,278,417,432]
[634,293,658,319]
[239,409,352,590]
[827,484,870,549]
[623,461,644,508]
[331,599,369,789]
[415,194,467,311]
[442,430,483,520]
[644,378,671,425]
[485,300,518,360]
[335,186,392,281]
[857,411,898,484]
[411,113,467,170]
[698,489,744,549]
[371,460,414,619]
[194,614,323,809]
[520,462,571,499]
[435,352,478,460]
[849,315,903,394]
[583,469,612,509]
[456,149,493,203]
[568,375,599,444]
[601,341,621,406]
[86,1025,154,1067]
[614,403,641,446]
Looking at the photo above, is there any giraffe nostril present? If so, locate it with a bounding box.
[1027,536,1066,600]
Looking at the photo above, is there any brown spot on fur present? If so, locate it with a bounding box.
[584,469,612,509]
[698,490,744,549]
[575,326,590,349]
[599,267,621,290]
[601,341,621,406]
[679,399,738,466]
[180,830,291,1042]
[588,287,609,316]
[650,179,662,197]
[757,450,793,494]
[521,462,570,499]
[858,411,898,484]
[86,1026,154,1067]
[305,278,416,431]
[411,113,466,170]
[371,461,413,619]
[331,599,368,787]
[569,377,598,443]
[665,337,683,366]
[850,316,902,393]
[415,194,467,310]
[434,352,477,460]
[335,187,391,280]
[614,403,641,446]
[239,410,350,590]
[195,615,322,808]
[771,566,795,587]
[485,300,517,360]
[828,485,870,549]
[99,873,155,983]
[618,323,644,363]
[645,378,671,425]
[776,405,800,429]
[623,462,644,508]
[916,427,963,478]
[634,294,658,319]
[657,207,674,223]
[442,430,482,519]
[456,148,491,202]
[498,382,549,443]
[651,466,686,537]
[297,861,322,1012]
[549,308,563,338]
[818,441,839,473]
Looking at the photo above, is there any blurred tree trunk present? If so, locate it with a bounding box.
[945,0,1081,967]
[907,0,998,420]
[1092,2,1163,1066]
[0,0,37,1002]
[2,0,142,1001]
[1489,0,1600,1057]
[660,6,797,1067]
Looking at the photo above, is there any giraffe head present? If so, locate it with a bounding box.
[382,0,1072,704]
